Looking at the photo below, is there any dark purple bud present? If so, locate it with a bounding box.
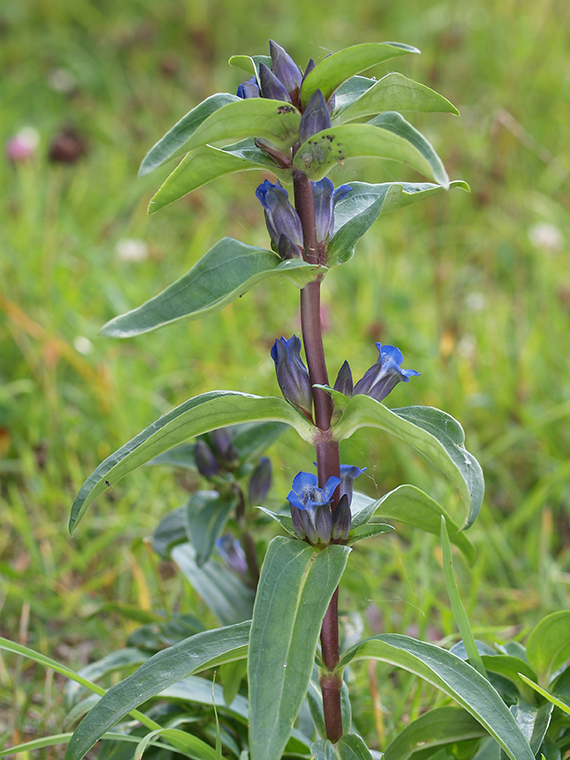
[334,360,354,396]
[216,535,248,575]
[194,440,221,478]
[303,58,316,81]
[271,336,313,419]
[259,62,291,103]
[312,178,352,243]
[237,76,260,99]
[277,233,303,260]
[299,89,331,143]
[211,429,239,467]
[331,494,351,540]
[269,40,302,100]
[354,344,420,403]
[248,457,272,504]
[256,179,304,258]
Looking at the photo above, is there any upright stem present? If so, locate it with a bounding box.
[293,168,343,743]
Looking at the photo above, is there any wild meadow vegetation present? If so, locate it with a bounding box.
[1,0,569,757]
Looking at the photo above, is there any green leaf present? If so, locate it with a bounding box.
[335,72,458,124]
[148,140,290,213]
[139,93,240,176]
[65,648,149,709]
[228,54,272,78]
[0,732,174,758]
[347,522,394,543]
[350,485,475,564]
[167,98,301,155]
[480,655,538,700]
[526,612,570,686]
[70,390,316,533]
[172,542,255,625]
[293,112,449,185]
[328,180,469,266]
[517,674,570,718]
[440,517,486,677]
[248,537,350,760]
[337,634,535,760]
[147,443,196,471]
[153,505,188,558]
[231,421,289,464]
[383,706,486,760]
[332,76,377,113]
[301,42,420,107]
[133,727,216,760]
[185,490,239,566]
[256,506,297,537]
[332,397,484,529]
[100,238,320,337]
[65,622,250,760]
[311,739,337,760]
[508,701,553,755]
[336,733,376,759]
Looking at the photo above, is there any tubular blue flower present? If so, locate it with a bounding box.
[271,336,313,419]
[259,62,291,103]
[339,464,366,505]
[354,344,420,402]
[216,535,248,575]
[269,40,302,102]
[286,471,340,545]
[331,494,351,541]
[299,89,331,143]
[237,76,260,99]
[256,179,304,259]
[313,178,352,244]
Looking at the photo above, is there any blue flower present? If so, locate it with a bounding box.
[256,179,304,259]
[248,456,272,505]
[271,336,313,419]
[259,62,291,103]
[286,465,364,544]
[237,76,260,99]
[313,178,352,244]
[299,89,331,143]
[287,471,340,545]
[353,344,420,402]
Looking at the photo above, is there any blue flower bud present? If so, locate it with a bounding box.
[255,179,304,259]
[194,439,221,478]
[216,535,248,575]
[303,58,316,80]
[237,76,260,99]
[312,178,352,243]
[333,360,354,396]
[259,62,291,103]
[354,344,420,402]
[211,428,239,467]
[270,336,313,419]
[248,456,272,505]
[269,40,302,101]
[299,89,331,143]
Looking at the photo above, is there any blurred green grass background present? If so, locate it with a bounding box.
[1,0,569,751]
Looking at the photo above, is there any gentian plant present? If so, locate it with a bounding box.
[8,39,567,760]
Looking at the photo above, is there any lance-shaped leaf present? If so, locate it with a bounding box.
[334,72,458,124]
[301,41,420,107]
[168,98,301,155]
[337,635,535,760]
[172,543,255,625]
[228,53,272,79]
[249,537,350,760]
[293,112,449,185]
[332,396,484,529]
[70,391,316,533]
[100,238,321,337]
[139,93,240,177]
[328,180,468,265]
[526,611,570,687]
[65,622,251,760]
[184,490,239,567]
[383,706,486,760]
[149,140,291,213]
[350,485,475,564]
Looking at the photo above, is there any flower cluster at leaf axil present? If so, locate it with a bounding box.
[287,465,365,545]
